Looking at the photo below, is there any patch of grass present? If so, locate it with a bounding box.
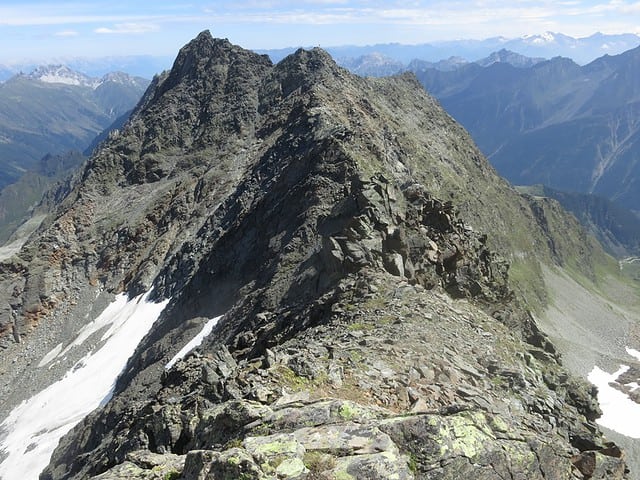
[304,451,336,473]
[407,453,419,473]
[347,322,374,331]
[274,365,310,391]
[378,314,396,325]
[163,471,181,480]
[224,437,243,449]
[508,259,548,313]
[363,296,388,310]
[249,421,272,436]
[343,302,358,312]
[347,349,364,363]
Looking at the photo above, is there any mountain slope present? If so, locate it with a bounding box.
[414,46,640,214]
[517,185,640,257]
[0,150,86,243]
[0,32,631,480]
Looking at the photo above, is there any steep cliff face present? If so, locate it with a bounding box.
[0,31,629,479]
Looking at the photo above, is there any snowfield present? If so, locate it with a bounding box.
[165,315,222,369]
[0,290,169,480]
[588,347,640,439]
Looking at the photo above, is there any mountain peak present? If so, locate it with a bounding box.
[0,33,631,480]
[476,49,545,68]
[99,71,146,87]
[522,31,558,44]
[156,30,272,96]
[27,64,97,87]
[280,46,340,73]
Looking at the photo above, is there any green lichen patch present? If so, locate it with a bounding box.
[275,457,308,477]
[337,402,362,421]
[243,434,306,476]
[436,411,496,460]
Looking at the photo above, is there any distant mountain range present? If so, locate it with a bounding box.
[1,32,639,250]
[259,31,640,66]
[1,31,637,82]
[0,66,148,189]
[0,66,148,244]
[414,45,640,217]
[0,56,172,82]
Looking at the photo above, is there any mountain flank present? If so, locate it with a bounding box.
[0,31,632,479]
[517,185,640,257]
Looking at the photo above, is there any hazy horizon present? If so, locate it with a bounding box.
[1,1,640,64]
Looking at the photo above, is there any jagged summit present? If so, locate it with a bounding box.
[0,33,628,480]
[161,31,271,90]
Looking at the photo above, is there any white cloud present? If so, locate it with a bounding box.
[54,30,79,37]
[95,23,160,34]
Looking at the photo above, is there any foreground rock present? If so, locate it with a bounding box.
[63,276,626,479]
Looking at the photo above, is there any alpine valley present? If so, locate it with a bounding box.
[0,67,149,246]
[0,66,149,189]
[1,31,640,480]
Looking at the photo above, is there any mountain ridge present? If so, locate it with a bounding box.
[258,31,640,66]
[26,64,147,89]
[1,31,634,82]
[0,31,633,479]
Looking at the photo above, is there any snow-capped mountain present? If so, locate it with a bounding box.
[521,31,568,45]
[0,67,149,192]
[27,64,99,87]
[506,31,640,63]
[26,64,147,89]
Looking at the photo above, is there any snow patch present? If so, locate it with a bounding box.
[0,290,169,480]
[37,74,83,86]
[588,348,640,438]
[626,382,640,392]
[38,294,133,367]
[165,316,222,370]
[27,65,102,88]
[523,32,556,45]
[626,347,640,362]
[37,343,63,368]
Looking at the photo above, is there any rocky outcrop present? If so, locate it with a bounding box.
[0,31,630,479]
[46,277,626,479]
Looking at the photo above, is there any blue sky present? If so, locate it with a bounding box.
[1,1,639,63]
